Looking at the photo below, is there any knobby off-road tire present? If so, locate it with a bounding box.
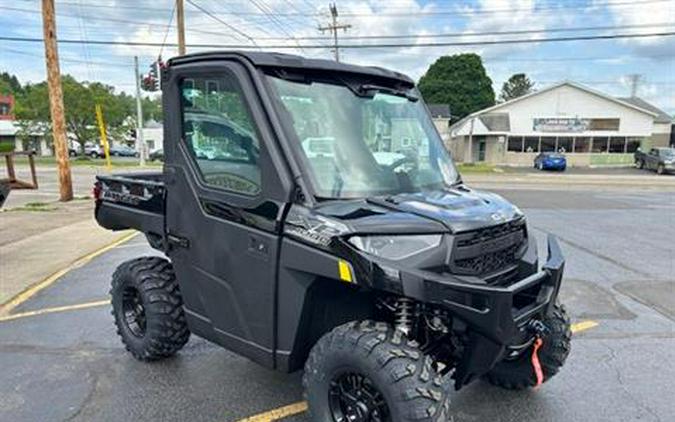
[303,321,451,422]
[485,305,571,390]
[111,257,190,361]
[657,164,665,175]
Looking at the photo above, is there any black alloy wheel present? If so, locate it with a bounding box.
[304,321,451,422]
[328,372,390,422]
[121,286,146,338]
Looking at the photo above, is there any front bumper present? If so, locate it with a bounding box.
[398,235,565,388]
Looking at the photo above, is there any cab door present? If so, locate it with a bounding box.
[163,60,291,367]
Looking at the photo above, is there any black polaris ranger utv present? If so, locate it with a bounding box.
[95,51,571,422]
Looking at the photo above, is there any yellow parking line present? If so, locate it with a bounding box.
[237,401,308,422]
[0,231,137,316]
[0,299,109,323]
[571,320,599,333]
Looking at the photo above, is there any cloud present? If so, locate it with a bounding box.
[601,0,675,58]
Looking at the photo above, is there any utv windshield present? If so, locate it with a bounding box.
[267,75,459,199]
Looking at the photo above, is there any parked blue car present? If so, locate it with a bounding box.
[534,153,567,171]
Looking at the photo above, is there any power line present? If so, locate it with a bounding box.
[0,5,248,41]
[0,46,133,68]
[1,31,673,49]
[247,0,307,52]
[3,5,672,43]
[184,0,259,47]
[359,46,675,63]
[10,0,670,17]
[261,22,674,41]
[159,1,178,59]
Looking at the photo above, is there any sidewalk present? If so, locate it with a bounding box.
[0,200,130,309]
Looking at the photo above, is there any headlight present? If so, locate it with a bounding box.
[348,235,442,260]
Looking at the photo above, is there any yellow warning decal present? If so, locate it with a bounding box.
[338,259,353,283]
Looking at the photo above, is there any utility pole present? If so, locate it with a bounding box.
[134,56,145,166]
[627,73,641,97]
[176,0,186,56]
[318,3,351,62]
[41,0,72,201]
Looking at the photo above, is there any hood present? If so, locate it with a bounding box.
[316,187,523,234]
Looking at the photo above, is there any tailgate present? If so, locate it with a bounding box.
[94,172,166,243]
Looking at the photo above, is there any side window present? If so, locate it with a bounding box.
[180,73,261,195]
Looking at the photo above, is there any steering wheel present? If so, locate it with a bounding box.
[386,155,418,172]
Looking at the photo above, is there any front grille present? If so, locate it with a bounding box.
[455,243,521,274]
[456,218,525,247]
[452,219,526,278]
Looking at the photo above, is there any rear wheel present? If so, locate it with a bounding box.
[657,164,665,175]
[111,257,190,361]
[304,321,451,422]
[638,159,645,169]
[484,305,571,390]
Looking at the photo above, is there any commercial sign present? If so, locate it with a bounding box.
[533,118,588,132]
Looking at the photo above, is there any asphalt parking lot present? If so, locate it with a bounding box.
[1,185,674,421]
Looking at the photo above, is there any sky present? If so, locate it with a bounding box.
[1,0,674,114]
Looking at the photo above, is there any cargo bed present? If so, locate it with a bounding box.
[94,172,166,249]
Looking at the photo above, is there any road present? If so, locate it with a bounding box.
[1,182,674,421]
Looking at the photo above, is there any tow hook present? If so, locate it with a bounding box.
[528,319,549,388]
[528,319,550,337]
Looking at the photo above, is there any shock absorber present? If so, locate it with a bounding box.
[394,297,414,335]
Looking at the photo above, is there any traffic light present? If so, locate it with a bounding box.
[141,61,160,92]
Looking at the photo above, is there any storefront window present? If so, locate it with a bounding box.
[557,137,573,153]
[609,137,626,153]
[524,137,539,153]
[507,136,523,152]
[592,137,609,153]
[626,137,642,153]
[574,137,591,153]
[541,137,556,152]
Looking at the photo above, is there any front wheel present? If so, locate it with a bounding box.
[484,305,571,390]
[304,321,451,422]
[111,257,190,361]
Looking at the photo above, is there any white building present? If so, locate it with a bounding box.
[449,81,672,166]
[0,120,52,156]
[139,119,163,153]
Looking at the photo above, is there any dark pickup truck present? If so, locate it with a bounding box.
[94,51,571,422]
[634,147,675,175]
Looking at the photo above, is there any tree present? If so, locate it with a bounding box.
[418,54,495,122]
[0,71,22,95]
[500,73,535,102]
[14,75,134,152]
[141,96,163,122]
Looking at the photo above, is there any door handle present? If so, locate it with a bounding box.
[167,233,190,249]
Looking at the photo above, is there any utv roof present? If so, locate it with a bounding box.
[167,50,415,87]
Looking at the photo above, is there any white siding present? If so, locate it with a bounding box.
[498,85,654,136]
